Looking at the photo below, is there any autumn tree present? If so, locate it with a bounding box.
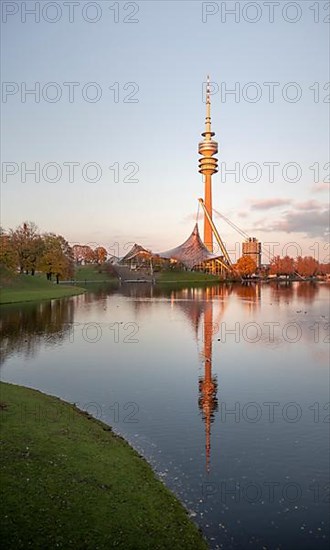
[72,244,95,264]
[318,262,330,275]
[72,245,82,264]
[0,228,18,272]
[10,222,42,275]
[26,236,44,275]
[94,246,107,264]
[39,234,74,283]
[269,256,281,276]
[280,255,295,278]
[235,256,257,277]
[269,255,295,278]
[295,256,319,277]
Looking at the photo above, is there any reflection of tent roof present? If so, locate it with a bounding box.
[177,299,206,338]
[158,224,221,269]
[120,244,155,263]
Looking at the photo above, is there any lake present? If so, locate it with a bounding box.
[1,281,329,549]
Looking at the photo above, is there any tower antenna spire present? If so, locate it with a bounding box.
[205,75,212,133]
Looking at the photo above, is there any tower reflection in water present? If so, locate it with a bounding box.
[197,286,220,474]
[170,285,228,473]
[196,284,261,472]
[199,296,218,474]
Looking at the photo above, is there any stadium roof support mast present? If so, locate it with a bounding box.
[198,76,218,253]
[198,198,233,271]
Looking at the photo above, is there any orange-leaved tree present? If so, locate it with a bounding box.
[39,234,74,283]
[235,256,257,277]
[295,256,319,277]
[94,246,107,264]
[269,255,295,278]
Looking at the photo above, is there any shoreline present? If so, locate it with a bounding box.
[0,266,118,305]
[1,276,327,306]
[0,381,207,549]
[0,284,87,305]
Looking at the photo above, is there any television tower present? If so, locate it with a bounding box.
[198,76,218,253]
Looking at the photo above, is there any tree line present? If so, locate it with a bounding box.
[269,255,329,278]
[1,222,328,281]
[0,222,108,283]
[234,254,330,278]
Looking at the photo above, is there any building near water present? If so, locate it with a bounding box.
[119,244,166,271]
[158,223,226,274]
[242,237,261,269]
[119,226,227,275]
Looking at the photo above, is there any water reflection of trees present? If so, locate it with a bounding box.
[268,281,321,304]
[77,283,119,304]
[109,283,232,318]
[296,282,320,303]
[232,283,261,307]
[0,299,74,365]
[269,282,295,303]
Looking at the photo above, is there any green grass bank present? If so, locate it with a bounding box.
[0,264,119,305]
[0,273,86,305]
[74,264,118,284]
[156,271,220,284]
[0,382,207,550]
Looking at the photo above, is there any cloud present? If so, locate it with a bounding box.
[250,198,292,210]
[311,182,330,193]
[295,199,324,210]
[254,208,329,238]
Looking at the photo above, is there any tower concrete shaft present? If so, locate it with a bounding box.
[198,76,218,252]
[204,174,213,251]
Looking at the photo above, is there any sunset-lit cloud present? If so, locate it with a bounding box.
[311,182,330,193]
[250,198,293,210]
[254,206,329,238]
[295,199,324,211]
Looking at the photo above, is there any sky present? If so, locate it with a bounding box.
[1,0,329,262]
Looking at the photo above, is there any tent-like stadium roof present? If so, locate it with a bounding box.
[119,244,155,263]
[158,224,221,269]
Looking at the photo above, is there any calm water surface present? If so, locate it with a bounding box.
[1,282,329,549]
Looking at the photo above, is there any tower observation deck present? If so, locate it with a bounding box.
[198,76,218,253]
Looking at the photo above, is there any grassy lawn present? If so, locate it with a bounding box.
[0,382,207,550]
[0,273,86,305]
[156,271,219,284]
[74,264,117,283]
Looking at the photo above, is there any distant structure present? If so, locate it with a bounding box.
[198,76,218,253]
[119,226,228,275]
[119,244,153,269]
[159,223,223,272]
[242,237,261,269]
